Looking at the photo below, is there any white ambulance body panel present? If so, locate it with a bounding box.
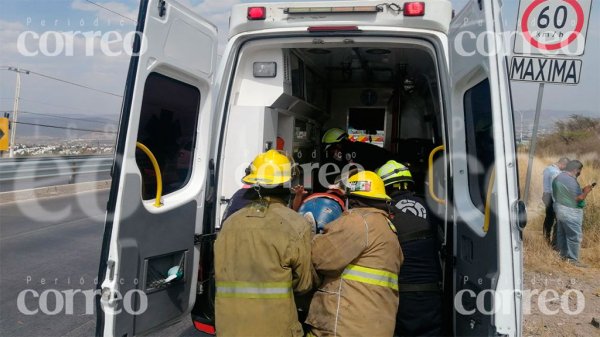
[98,1,523,336]
[228,1,453,38]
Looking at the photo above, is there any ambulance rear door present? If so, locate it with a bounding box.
[96,0,218,335]
[448,0,522,336]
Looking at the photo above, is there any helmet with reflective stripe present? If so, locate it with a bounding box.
[242,150,292,186]
[322,128,348,144]
[376,160,413,186]
[298,193,345,232]
[346,171,391,201]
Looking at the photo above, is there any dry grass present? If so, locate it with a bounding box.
[520,116,599,336]
[519,152,600,271]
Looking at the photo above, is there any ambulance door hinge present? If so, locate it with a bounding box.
[205,159,216,204]
[158,0,167,18]
[194,233,217,245]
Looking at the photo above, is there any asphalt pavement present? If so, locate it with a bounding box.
[0,190,202,337]
[0,171,111,193]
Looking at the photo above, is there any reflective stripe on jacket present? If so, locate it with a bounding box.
[341,264,399,290]
[214,199,314,337]
[216,281,292,298]
[307,207,403,337]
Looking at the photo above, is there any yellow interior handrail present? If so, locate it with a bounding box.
[428,145,446,205]
[136,142,163,208]
[483,167,496,233]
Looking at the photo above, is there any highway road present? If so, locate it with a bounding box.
[0,171,111,193]
[0,190,202,336]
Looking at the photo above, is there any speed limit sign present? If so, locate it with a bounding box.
[514,0,592,56]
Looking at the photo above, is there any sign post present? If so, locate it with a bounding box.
[512,0,592,203]
[0,117,9,152]
[523,83,544,203]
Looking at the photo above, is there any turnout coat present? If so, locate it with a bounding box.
[307,207,403,337]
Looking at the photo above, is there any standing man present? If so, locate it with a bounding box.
[552,160,594,267]
[306,171,402,337]
[214,150,314,337]
[376,160,443,337]
[542,157,569,247]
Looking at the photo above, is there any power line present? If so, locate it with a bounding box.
[0,110,118,125]
[3,97,119,118]
[84,0,137,23]
[0,67,123,97]
[11,120,117,134]
[27,70,123,97]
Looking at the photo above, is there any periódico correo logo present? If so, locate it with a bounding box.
[16,30,147,57]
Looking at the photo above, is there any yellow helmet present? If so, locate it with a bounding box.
[242,150,292,186]
[346,171,391,201]
[322,128,348,144]
[376,160,413,186]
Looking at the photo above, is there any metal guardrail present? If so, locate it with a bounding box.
[0,155,114,183]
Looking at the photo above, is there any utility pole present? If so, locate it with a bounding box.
[7,67,30,158]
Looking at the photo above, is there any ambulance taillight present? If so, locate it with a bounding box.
[247,7,266,20]
[403,2,425,16]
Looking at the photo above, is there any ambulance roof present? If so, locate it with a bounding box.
[229,1,453,39]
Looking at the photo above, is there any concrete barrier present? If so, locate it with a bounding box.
[0,180,111,204]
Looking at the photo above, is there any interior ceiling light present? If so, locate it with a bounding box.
[366,49,391,55]
[307,48,332,54]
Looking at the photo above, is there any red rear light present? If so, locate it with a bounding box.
[247,7,266,20]
[193,320,216,335]
[307,26,360,32]
[403,2,425,16]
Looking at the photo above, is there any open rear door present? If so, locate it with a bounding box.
[448,0,522,336]
[96,0,217,336]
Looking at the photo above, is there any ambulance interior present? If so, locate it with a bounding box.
[191,39,451,328]
[217,39,447,224]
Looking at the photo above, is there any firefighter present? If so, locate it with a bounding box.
[321,127,394,172]
[306,171,403,337]
[376,160,443,337]
[214,149,314,337]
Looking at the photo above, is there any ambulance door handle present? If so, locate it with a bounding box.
[428,145,446,205]
[135,142,163,208]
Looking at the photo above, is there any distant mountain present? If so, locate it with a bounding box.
[8,109,596,144]
[515,109,597,129]
[508,109,598,139]
[10,113,119,143]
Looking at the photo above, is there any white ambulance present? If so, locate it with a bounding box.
[97,0,527,336]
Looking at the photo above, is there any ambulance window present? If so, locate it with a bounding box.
[135,72,200,200]
[348,108,386,148]
[463,79,494,212]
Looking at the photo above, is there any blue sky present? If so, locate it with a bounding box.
[0,0,598,140]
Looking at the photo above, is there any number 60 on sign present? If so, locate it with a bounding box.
[513,0,592,56]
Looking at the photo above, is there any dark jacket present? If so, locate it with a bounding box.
[389,190,443,337]
[389,190,441,284]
